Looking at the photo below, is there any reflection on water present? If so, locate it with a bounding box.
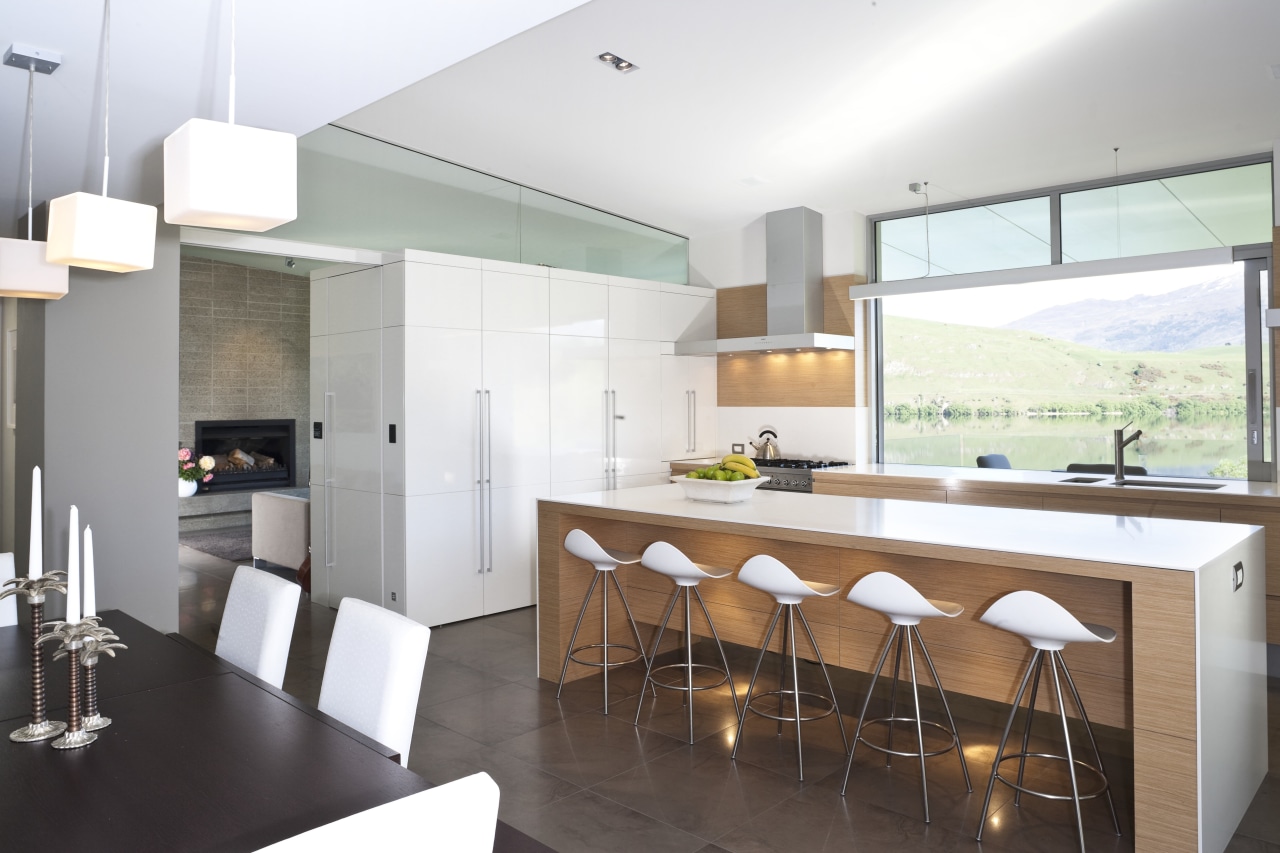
[884,414,1244,478]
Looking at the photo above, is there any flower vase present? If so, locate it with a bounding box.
[178,479,198,498]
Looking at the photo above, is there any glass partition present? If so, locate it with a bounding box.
[251,125,689,283]
[877,197,1050,282]
[1061,162,1272,263]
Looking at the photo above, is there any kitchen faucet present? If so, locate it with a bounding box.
[1114,422,1143,483]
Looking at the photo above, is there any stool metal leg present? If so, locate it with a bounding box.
[556,572,602,699]
[1049,652,1087,853]
[840,624,899,796]
[1057,652,1122,837]
[694,586,740,719]
[633,585,682,726]
[684,587,696,742]
[776,606,790,735]
[977,649,1042,842]
[731,604,784,762]
[795,606,848,753]
[787,605,805,780]
[1013,648,1045,807]
[601,568,612,713]
[912,626,971,791]
[886,626,905,766]
[905,628,930,822]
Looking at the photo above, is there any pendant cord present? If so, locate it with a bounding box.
[229,0,237,125]
[27,64,34,240]
[102,0,111,197]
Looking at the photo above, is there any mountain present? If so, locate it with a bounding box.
[1000,276,1243,352]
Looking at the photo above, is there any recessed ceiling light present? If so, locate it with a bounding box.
[597,51,637,73]
[598,52,617,64]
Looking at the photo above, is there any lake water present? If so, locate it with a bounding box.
[884,414,1246,478]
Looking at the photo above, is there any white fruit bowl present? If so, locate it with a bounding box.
[671,474,770,503]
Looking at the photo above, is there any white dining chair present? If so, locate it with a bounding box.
[252,771,500,852]
[0,553,17,628]
[318,597,431,768]
[215,566,301,689]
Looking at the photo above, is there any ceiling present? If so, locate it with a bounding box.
[337,0,1280,238]
[0,0,589,236]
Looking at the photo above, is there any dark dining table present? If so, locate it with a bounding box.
[0,610,552,852]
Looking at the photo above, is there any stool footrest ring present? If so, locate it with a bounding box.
[568,642,643,669]
[993,752,1110,801]
[647,662,730,693]
[745,690,837,724]
[855,716,961,759]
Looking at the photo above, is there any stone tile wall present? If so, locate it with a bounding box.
[178,256,310,492]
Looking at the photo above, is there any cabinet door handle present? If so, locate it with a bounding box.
[691,389,697,452]
[485,390,493,573]
[611,390,618,489]
[476,390,483,575]
[324,392,335,569]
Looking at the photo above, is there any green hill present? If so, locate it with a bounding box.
[882,315,1247,418]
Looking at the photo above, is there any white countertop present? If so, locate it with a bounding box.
[542,483,1260,572]
[814,462,1280,500]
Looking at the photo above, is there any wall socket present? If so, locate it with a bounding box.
[391,591,397,602]
[1232,561,1244,592]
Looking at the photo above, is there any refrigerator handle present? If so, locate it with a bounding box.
[485,390,493,573]
[324,392,335,569]
[691,389,697,452]
[476,390,484,575]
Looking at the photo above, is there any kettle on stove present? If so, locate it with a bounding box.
[749,430,780,460]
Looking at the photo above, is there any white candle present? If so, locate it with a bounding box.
[83,526,95,619]
[66,505,79,624]
[28,466,41,580]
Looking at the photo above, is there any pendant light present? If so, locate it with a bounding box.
[0,51,68,299]
[163,0,297,231]
[45,0,157,273]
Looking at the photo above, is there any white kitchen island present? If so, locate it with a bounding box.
[537,484,1268,853]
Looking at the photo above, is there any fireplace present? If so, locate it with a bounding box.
[193,419,296,494]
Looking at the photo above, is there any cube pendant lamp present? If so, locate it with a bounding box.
[45,192,157,273]
[162,0,297,232]
[164,118,297,231]
[0,46,67,298]
[0,238,68,299]
[43,1,157,274]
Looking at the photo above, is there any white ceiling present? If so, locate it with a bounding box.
[337,0,1280,238]
[1,0,589,235]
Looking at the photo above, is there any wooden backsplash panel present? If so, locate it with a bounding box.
[715,275,866,407]
[716,284,766,338]
[718,349,857,406]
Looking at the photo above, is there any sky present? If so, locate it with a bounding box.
[882,262,1244,327]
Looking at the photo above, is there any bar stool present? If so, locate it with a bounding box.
[838,571,971,823]
[730,554,848,781]
[555,529,651,714]
[632,541,740,744]
[976,590,1123,852]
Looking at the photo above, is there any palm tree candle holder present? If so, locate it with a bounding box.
[56,627,125,732]
[1,572,69,743]
[39,617,104,750]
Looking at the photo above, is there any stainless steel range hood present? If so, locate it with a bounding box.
[675,207,859,355]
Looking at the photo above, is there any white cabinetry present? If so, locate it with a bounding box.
[662,354,717,461]
[314,252,714,626]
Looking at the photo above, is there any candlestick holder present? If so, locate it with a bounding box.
[39,617,105,750]
[55,626,125,732]
[1,572,69,742]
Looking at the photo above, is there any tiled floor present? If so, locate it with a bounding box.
[180,545,1280,852]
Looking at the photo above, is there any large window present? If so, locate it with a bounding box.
[873,157,1273,479]
[881,261,1267,478]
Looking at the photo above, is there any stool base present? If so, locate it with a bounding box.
[556,568,651,715]
[976,648,1122,852]
[839,623,970,824]
[731,602,847,781]
[634,585,739,744]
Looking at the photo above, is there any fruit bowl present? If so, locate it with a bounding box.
[671,474,770,503]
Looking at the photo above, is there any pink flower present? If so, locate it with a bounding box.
[178,448,192,462]
[202,473,213,483]
[183,461,195,470]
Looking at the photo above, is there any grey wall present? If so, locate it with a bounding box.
[16,224,180,631]
[178,257,310,486]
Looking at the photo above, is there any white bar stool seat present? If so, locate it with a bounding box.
[730,554,847,781]
[632,541,740,744]
[976,590,1122,852]
[838,571,971,823]
[555,529,651,714]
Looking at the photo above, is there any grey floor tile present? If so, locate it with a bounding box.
[1236,773,1280,844]
[418,656,514,711]
[418,681,587,746]
[505,788,707,853]
[496,709,686,788]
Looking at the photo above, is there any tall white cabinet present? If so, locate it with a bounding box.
[313,250,716,627]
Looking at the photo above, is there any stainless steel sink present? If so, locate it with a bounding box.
[1059,476,1104,484]
[1110,479,1225,490]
